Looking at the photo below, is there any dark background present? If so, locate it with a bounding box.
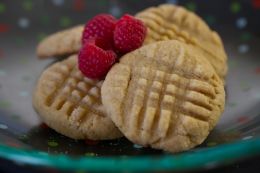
[0,0,260,38]
[0,0,260,172]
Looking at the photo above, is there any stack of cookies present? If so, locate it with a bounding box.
[34,4,226,153]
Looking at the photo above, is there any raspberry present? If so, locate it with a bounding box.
[78,38,117,79]
[82,14,117,50]
[113,14,147,54]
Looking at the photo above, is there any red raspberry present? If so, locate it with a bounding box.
[113,14,147,54]
[82,14,117,50]
[78,38,117,79]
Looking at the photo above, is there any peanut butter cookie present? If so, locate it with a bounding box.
[136,4,228,79]
[102,40,225,152]
[33,55,122,140]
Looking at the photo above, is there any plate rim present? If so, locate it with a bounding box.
[0,138,260,171]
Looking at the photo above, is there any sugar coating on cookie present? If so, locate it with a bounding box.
[33,55,122,140]
[37,25,84,58]
[102,40,225,153]
[136,4,228,79]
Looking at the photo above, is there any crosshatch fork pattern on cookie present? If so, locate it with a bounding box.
[123,66,219,141]
[136,4,225,60]
[135,4,227,79]
[102,40,225,151]
[42,57,104,126]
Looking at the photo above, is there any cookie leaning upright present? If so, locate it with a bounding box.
[102,40,225,153]
[135,4,228,80]
[37,25,83,58]
[33,55,122,140]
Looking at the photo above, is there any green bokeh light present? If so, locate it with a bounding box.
[185,2,197,12]
[207,142,217,147]
[48,140,59,147]
[41,15,50,26]
[15,37,26,46]
[231,2,241,13]
[60,16,72,28]
[19,134,28,141]
[85,152,96,157]
[0,3,6,13]
[240,32,252,41]
[0,100,11,109]
[22,0,33,11]
[205,15,216,26]
[98,0,109,7]
[37,32,47,42]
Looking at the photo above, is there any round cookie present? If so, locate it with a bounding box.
[33,55,122,140]
[101,40,225,153]
[135,4,228,80]
[37,25,83,58]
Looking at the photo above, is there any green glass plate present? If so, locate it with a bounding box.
[1,2,260,171]
[0,139,260,171]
